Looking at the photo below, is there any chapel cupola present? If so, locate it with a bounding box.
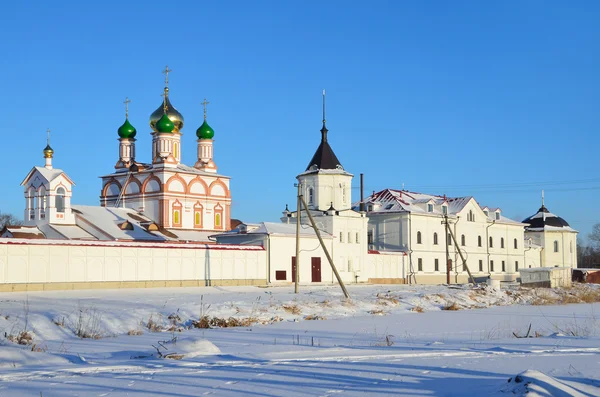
[194,98,218,173]
[305,90,343,172]
[43,129,54,170]
[297,91,353,211]
[115,97,137,170]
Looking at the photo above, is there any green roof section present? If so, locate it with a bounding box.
[196,120,215,139]
[156,113,175,133]
[117,118,137,139]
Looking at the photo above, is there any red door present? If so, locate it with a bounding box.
[291,257,297,282]
[311,257,321,282]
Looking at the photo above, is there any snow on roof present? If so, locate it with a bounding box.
[1,226,46,239]
[72,205,166,241]
[163,229,215,243]
[21,166,75,186]
[49,224,96,240]
[360,188,524,225]
[213,222,331,239]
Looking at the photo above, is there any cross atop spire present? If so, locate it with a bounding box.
[162,65,172,87]
[320,89,328,143]
[46,128,51,146]
[541,189,545,207]
[201,98,210,120]
[160,90,168,114]
[123,97,131,119]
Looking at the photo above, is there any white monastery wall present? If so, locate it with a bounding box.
[0,239,266,292]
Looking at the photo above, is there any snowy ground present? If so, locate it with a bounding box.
[0,283,599,396]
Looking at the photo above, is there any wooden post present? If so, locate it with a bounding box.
[299,195,350,299]
[444,216,451,284]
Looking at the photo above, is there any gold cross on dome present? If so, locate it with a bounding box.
[160,91,168,113]
[123,97,131,118]
[46,128,51,145]
[201,98,210,120]
[162,65,172,86]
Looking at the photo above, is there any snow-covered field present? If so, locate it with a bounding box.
[0,283,599,396]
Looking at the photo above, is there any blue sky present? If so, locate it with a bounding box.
[1,1,598,241]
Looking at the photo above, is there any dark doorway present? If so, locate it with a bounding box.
[291,257,296,283]
[311,257,322,282]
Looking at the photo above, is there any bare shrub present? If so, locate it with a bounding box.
[373,331,394,347]
[74,305,103,339]
[30,343,48,352]
[52,317,65,327]
[442,302,461,311]
[282,304,301,315]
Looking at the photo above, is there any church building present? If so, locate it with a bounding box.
[3,67,232,242]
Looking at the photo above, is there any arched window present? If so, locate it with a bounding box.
[433,232,438,245]
[417,231,422,244]
[489,236,493,248]
[514,238,518,249]
[193,202,203,229]
[478,235,482,247]
[501,237,505,249]
[308,188,314,205]
[172,200,182,227]
[461,234,466,246]
[214,203,224,230]
[468,210,475,222]
[554,240,559,253]
[56,187,66,213]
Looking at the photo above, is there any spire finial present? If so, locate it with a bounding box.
[46,128,51,146]
[162,65,172,87]
[201,98,210,120]
[123,97,131,119]
[320,89,328,143]
[542,189,545,207]
[161,90,168,114]
[322,89,326,127]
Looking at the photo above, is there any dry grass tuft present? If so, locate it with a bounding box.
[368,308,387,316]
[191,316,258,329]
[304,314,326,321]
[411,306,424,313]
[376,293,399,306]
[127,329,143,336]
[145,315,163,332]
[577,288,600,303]
[282,304,301,315]
[442,302,461,311]
[561,295,581,304]
[7,331,33,345]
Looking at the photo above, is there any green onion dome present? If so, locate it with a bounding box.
[117,118,137,139]
[196,120,215,139]
[156,113,175,133]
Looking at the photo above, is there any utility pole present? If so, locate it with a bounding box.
[447,225,476,285]
[299,195,350,299]
[444,216,451,284]
[295,183,301,294]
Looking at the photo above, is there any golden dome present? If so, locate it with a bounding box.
[149,87,184,131]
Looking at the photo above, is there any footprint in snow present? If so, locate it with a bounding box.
[128,381,135,387]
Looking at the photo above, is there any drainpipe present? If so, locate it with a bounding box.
[407,212,415,284]
[486,220,495,276]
